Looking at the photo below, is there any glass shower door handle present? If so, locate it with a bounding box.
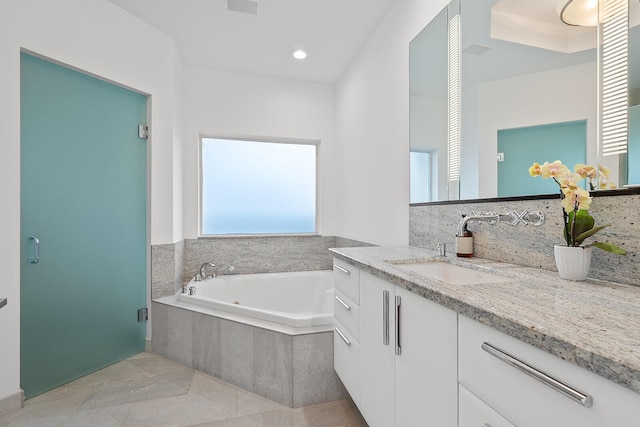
[29,235,40,264]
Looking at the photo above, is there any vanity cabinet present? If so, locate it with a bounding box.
[333,258,361,406]
[359,272,396,427]
[334,261,457,427]
[458,315,640,427]
[394,285,457,426]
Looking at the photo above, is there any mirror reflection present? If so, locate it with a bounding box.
[410,0,640,202]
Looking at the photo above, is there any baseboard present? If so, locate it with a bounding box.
[0,390,24,418]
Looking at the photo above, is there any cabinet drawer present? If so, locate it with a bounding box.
[333,258,359,304]
[334,319,360,406]
[333,289,359,340]
[459,315,640,427]
[459,384,514,427]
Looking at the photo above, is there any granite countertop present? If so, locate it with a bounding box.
[0,298,6,309]
[329,245,640,395]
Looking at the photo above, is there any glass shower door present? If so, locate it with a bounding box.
[20,53,148,398]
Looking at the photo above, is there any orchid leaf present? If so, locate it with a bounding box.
[571,211,595,245]
[575,224,610,244]
[589,241,627,255]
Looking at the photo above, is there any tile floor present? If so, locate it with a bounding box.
[0,352,367,427]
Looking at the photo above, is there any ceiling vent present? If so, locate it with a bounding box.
[227,0,258,15]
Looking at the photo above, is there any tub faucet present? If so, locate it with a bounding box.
[200,262,217,279]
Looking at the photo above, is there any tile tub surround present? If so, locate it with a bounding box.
[151,236,372,299]
[329,245,640,395]
[151,241,185,300]
[151,300,348,408]
[410,193,640,286]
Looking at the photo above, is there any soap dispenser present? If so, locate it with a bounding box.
[456,216,473,258]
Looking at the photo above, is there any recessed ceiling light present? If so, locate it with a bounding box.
[291,49,308,60]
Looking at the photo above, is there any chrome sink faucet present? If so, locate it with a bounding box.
[199,262,217,279]
[456,213,499,236]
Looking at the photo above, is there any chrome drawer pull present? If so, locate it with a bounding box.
[334,295,351,311]
[335,327,351,347]
[334,264,350,275]
[383,290,390,345]
[395,295,402,355]
[481,342,593,408]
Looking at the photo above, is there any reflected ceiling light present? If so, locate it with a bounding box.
[291,49,308,60]
[560,0,601,26]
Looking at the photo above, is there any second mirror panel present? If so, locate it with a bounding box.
[460,0,598,199]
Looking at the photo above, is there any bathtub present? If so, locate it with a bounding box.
[176,270,334,328]
[153,269,346,406]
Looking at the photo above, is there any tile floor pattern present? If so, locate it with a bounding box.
[0,352,367,427]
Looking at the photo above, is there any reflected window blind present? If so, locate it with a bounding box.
[448,13,461,181]
[601,0,628,156]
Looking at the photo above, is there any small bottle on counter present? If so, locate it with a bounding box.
[456,217,473,258]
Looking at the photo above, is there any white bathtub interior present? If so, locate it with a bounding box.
[175,270,334,328]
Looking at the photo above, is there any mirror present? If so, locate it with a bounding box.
[410,0,640,202]
[409,6,448,203]
[625,5,640,186]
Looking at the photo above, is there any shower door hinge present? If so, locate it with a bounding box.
[138,125,149,139]
[138,307,148,322]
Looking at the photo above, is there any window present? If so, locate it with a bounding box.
[201,137,317,235]
[410,150,432,203]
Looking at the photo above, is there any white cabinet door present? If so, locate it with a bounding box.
[395,286,458,427]
[359,271,396,427]
[334,319,360,406]
[459,384,515,427]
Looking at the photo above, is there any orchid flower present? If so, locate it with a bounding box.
[528,161,626,255]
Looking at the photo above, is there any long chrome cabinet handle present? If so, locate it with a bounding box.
[334,294,351,311]
[481,342,593,408]
[395,295,402,355]
[333,264,350,275]
[335,327,351,347]
[30,236,40,264]
[382,290,390,345]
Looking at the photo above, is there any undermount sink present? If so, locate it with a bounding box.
[393,262,511,286]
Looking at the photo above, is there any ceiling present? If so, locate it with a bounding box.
[411,0,640,97]
[107,0,397,84]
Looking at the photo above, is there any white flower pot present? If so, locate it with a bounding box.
[554,245,593,281]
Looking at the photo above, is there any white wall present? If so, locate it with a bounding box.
[181,67,337,239]
[0,0,181,402]
[410,95,448,200]
[336,0,450,246]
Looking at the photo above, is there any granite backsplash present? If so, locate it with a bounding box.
[410,193,640,286]
[151,235,372,299]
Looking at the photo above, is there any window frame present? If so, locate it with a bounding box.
[198,135,320,237]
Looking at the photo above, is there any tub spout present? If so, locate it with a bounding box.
[200,262,217,279]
